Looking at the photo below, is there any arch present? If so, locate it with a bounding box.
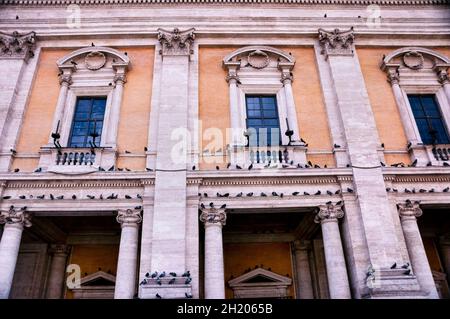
[382,46,449,66]
[57,46,130,67]
[223,45,295,64]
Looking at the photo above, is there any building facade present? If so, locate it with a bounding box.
[0,0,449,299]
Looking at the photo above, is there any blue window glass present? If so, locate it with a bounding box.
[69,97,106,147]
[245,95,281,146]
[408,94,449,145]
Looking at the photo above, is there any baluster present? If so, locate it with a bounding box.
[62,153,68,165]
[85,153,90,165]
[90,153,96,165]
[79,152,85,165]
[432,147,438,161]
[68,152,73,165]
[437,148,444,161]
[56,152,61,165]
[283,148,289,163]
[442,148,449,161]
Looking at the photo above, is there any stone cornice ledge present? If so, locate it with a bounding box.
[2,0,448,5]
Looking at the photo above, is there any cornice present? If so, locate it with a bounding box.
[2,0,448,6]
[201,176,340,186]
[392,175,450,183]
[6,181,144,189]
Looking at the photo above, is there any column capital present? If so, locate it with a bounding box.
[157,27,195,56]
[0,206,32,228]
[58,74,72,86]
[226,74,240,84]
[318,27,355,59]
[200,205,227,227]
[434,65,449,85]
[314,202,344,224]
[293,240,311,251]
[113,73,127,85]
[398,200,423,220]
[49,244,71,256]
[116,208,142,227]
[0,31,36,62]
[386,67,400,85]
[280,72,293,85]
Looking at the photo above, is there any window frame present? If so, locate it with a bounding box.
[68,96,107,148]
[245,94,282,147]
[407,94,450,145]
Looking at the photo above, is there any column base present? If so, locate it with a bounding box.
[362,268,428,299]
[139,277,193,299]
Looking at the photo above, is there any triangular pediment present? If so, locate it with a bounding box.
[228,268,292,287]
[80,271,116,287]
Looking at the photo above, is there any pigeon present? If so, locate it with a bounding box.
[19,195,26,199]
[426,162,432,167]
[91,42,95,46]
[203,193,208,198]
[99,194,103,200]
[347,188,354,193]
[146,168,153,171]
[125,195,132,199]
[335,190,341,195]
[326,190,333,196]
[34,167,42,172]
[429,188,435,193]
[37,195,45,199]
[56,195,64,200]
[222,193,229,197]
[209,202,214,208]
[336,200,343,206]
[280,193,284,198]
[185,292,193,299]
[386,188,391,192]
[192,166,196,170]
[137,194,142,199]
[70,60,77,66]
[401,262,410,269]
[200,203,205,209]
[403,269,411,275]
[72,195,77,200]
[87,195,95,199]
[220,204,226,209]
[236,192,243,197]
[156,293,162,299]
[156,278,162,285]
[314,190,321,195]
[169,272,177,277]
[326,201,332,205]
[226,163,232,169]
[419,189,426,193]
[444,162,450,167]
[292,192,299,196]
[151,272,158,278]
[443,187,449,192]
[304,192,310,196]
[248,164,253,170]
[49,194,55,200]
[390,262,397,269]
[246,192,253,197]
[140,279,147,285]
[125,150,131,154]
[144,147,148,152]
[108,165,115,171]
[185,277,192,284]
[261,192,267,197]
[216,166,220,170]
[405,188,412,193]
[13,168,20,172]
[236,165,242,169]
[380,162,386,167]
[98,167,105,171]
[411,159,418,167]
[145,272,151,278]
[168,278,176,285]
[2,196,11,200]
[272,192,279,197]
[297,164,302,168]
[334,144,341,148]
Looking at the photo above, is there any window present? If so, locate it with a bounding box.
[408,94,450,145]
[245,95,281,146]
[68,97,106,147]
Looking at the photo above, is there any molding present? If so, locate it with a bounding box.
[57,46,130,67]
[382,47,450,67]
[223,46,295,65]
[201,176,340,186]
[3,0,449,5]
[6,181,144,189]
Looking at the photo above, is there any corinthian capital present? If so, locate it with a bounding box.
[0,206,32,228]
[0,31,36,62]
[116,208,142,227]
[200,205,227,227]
[398,200,422,220]
[318,27,355,58]
[157,28,195,56]
[314,202,344,224]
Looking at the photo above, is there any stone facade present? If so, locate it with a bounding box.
[0,0,449,299]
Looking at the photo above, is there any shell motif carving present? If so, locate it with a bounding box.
[247,50,270,69]
[85,51,107,70]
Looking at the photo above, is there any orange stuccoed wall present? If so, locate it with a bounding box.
[357,46,450,166]
[223,242,295,299]
[198,46,334,170]
[12,47,154,172]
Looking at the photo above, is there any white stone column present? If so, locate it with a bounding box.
[200,205,226,299]
[45,245,70,299]
[314,203,351,299]
[115,208,142,299]
[105,72,126,147]
[398,201,439,299]
[279,65,300,143]
[0,207,32,299]
[439,237,450,283]
[47,68,73,146]
[386,68,420,145]
[293,240,314,299]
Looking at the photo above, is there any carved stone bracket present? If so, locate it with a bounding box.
[157,27,195,56]
[200,206,227,226]
[386,67,400,85]
[434,65,449,85]
[0,31,36,62]
[397,200,423,220]
[314,202,344,224]
[318,28,355,59]
[0,205,32,228]
[116,208,143,227]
